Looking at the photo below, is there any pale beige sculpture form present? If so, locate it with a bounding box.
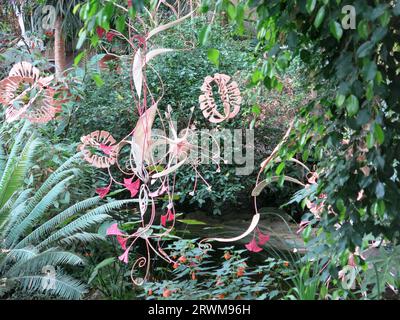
[78,130,119,169]
[199,73,242,123]
[0,62,57,123]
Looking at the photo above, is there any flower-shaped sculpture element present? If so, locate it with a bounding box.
[199,73,242,123]
[0,62,56,123]
[78,130,119,168]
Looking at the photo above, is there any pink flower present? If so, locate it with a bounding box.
[167,209,175,222]
[257,229,270,245]
[123,177,140,198]
[96,185,111,198]
[117,236,128,250]
[161,213,168,227]
[99,143,113,155]
[118,249,129,264]
[245,238,263,253]
[106,223,125,236]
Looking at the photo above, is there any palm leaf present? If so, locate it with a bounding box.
[14,196,102,249]
[36,199,137,250]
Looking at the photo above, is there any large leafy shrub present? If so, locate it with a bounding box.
[204,0,400,296]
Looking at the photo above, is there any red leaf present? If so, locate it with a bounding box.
[161,213,168,227]
[123,177,140,197]
[118,249,129,264]
[245,238,263,253]
[167,208,175,221]
[117,236,128,250]
[257,229,270,246]
[96,26,105,38]
[99,143,113,155]
[106,31,116,42]
[96,185,110,198]
[106,223,124,236]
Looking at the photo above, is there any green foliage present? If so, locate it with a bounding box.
[145,17,255,214]
[0,129,137,299]
[142,240,290,300]
[202,0,400,295]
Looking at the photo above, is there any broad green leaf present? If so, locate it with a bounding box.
[357,20,369,40]
[366,132,375,149]
[336,94,345,107]
[252,105,261,115]
[207,48,220,67]
[329,21,343,41]
[306,0,317,14]
[314,6,326,28]
[374,123,385,145]
[345,95,359,116]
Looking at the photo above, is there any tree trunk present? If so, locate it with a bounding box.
[54,16,67,76]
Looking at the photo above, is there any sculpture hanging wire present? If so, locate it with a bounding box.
[0,6,274,286]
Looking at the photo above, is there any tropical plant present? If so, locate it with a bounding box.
[0,121,38,218]
[200,0,400,296]
[141,239,291,300]
[0,128,137,299]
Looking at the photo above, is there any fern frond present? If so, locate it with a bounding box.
[10,272,87,300]
[0,247,38,273]
[0,189,32,235]
[14,196,102,249]
[0,121,31,207]
[4,176,75,246]
[36,199,137,250]
[6,249,84,276]
[21,168,79,219]
[59,232,106,246]
[0,136,40,207]
[1,201,28,240]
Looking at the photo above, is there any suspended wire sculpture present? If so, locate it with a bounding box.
[199,73,242,123]
[0,61,57,123]
[0,4,274,286]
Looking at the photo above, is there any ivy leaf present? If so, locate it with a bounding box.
[329,21,343,41]
[357,20,369,40]
[374,123,385,145]
[357,41,374,58]
[375,182,385,199]
[306,0,317,14]
[314,6,326,28]
[346,95,359,116]
[207,48,220,67]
